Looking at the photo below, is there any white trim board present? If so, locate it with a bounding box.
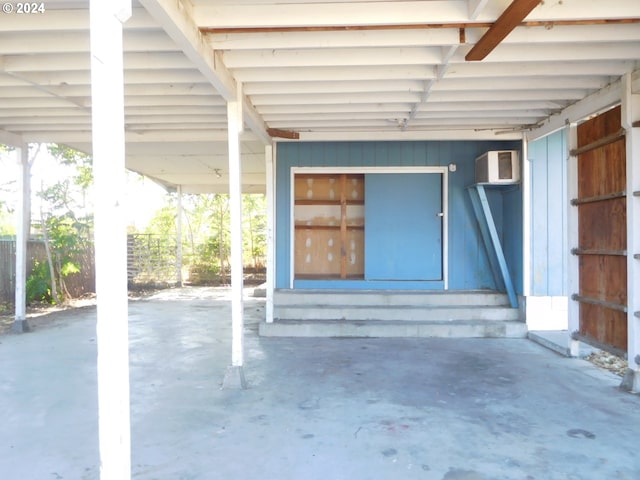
[289,166,449,289]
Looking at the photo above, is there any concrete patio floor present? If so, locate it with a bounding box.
[1,287,639,480]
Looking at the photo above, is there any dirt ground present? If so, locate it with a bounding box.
[0,289,143,335]
[0,294,98,335]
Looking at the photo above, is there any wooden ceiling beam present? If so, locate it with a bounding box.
[267,128,299,140]
[465,0,542,61]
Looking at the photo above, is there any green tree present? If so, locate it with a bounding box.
[145,198,177,237]
[186,194,230,281]
[35,144,94,303]
[143,191,266,284]
[47,144,93,190]
[0,210,14,236]
[242,194,266,268]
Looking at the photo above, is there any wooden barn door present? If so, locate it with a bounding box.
[573,106,627,352]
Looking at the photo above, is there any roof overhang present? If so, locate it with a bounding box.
[1,0,639,192]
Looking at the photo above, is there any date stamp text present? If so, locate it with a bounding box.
[2,3,46,14]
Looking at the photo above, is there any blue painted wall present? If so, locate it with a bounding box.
[503,185,524,295]
[276,141,522,291]
[528,130,568,296]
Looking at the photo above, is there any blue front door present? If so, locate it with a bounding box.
[365,173,443,280]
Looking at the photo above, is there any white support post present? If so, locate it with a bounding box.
[222,93,247,389]
[521,136,531,301]
[265,144,275,324]
[12,145,30,332]
[176,185,183,287]
[566,123,581,357]
[90,1,132,479]
[621,72,640,392]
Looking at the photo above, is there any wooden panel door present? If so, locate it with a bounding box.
[294,174,365,279]
[575,106,627,351]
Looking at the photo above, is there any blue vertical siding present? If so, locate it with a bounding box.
[276,141,522,290]
[529,130,568,296]
[503,187,524,294]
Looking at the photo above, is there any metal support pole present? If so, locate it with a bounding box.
[12,145,30,332]
[90,1,132,478]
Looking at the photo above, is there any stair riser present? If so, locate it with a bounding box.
[274,307,520,322]
[274,292,511,307]
[260,322,527,339]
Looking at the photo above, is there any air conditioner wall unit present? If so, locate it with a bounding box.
[475,150,520,184]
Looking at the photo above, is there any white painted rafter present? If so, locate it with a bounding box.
[0,7,155,32]
[138,0,270,144]
[429,76,611,91]
[0,70,210,87]
[207,23,640,54]
[137,0,234,98]
[2,52,195,73]
[223,47,443,69]
[234,65,437,83]
[209,28,461,50]
[0,82,220,100]
[525,0,640,21]
[468,0,490,20]
[0,30,177,55]
[0,0,639,190]
[243,79,429,95]
[193,1,470,28]
[527,78,624,141]
[296,129,523,141]
[452,42,640,63]
[266,117,540,129]
[249,89,588,107]
[193,0,640,27]
[258,103,413,115]
[256,100,562,115]
[445,61,637,78]
[0,128,23,147]
[468,23,640,45]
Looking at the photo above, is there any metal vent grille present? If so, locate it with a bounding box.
[475,156,489,183]
[498,151,514,179]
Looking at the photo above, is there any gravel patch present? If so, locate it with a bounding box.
[585,350,628,377]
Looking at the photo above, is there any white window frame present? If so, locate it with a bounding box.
[289,166,449,289]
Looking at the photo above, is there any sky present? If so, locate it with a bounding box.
[0,144,168,233]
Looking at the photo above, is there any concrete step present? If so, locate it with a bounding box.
[274,304,520,322]
[260,319,528,338]
[274,289,512,307]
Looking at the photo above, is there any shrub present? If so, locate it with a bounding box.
[26,261,53,305]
